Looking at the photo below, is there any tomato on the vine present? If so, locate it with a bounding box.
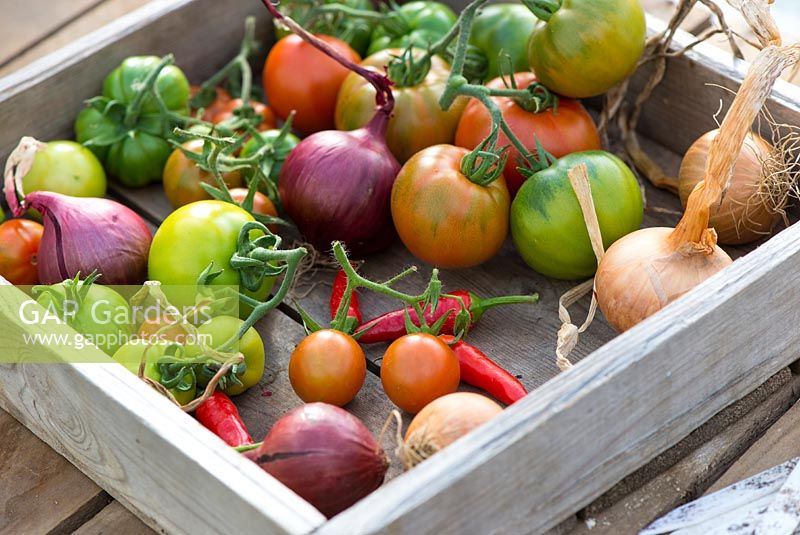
[113,340,197,405]
[228,188,279,232]
[0,219,43,285]
[391,145,509,268]
[527,0,646,98]
[205,99,278,131]
[511,151,643,279]
[455,72,601,196]
[264,34,360,135]
[289,329,366,406]
[193,315,265,396]
[380,333,460,414]
[147,200,274,310]
[190,86,232,121]
[240,129,301,183]
[469,4,539,80]
[162,140,243,209]
[336,49,466,162]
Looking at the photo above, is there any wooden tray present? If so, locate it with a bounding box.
[1,1,800,533]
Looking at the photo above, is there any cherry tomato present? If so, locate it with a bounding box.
[391,145,509,268]
[289,329,366,406]
[162,139,243,209]
[194,315,265,396]
[190,86,232,121]
[0,219,43,285]
[455,72,601,196]
[228,188,279,233]
[264,34,360,135]
[381,333,460,413]
[335,49,466,162]
[205,99,278,131]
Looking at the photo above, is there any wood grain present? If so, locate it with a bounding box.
[0,410,110,534]
[73,501,153,535]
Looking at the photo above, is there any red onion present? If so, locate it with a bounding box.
[261,0,400,254]
[4,137,152,284]
[249,403,388,518]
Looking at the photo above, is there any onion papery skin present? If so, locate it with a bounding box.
[595,227,732,332]
[28,191,152,285]
[278,114,400,255]
[401,392,502,470]
[251,403,388,518]
[679,130,777,245]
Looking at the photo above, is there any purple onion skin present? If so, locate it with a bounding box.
[279,113,400,255]
[27,191,152,285]
[250,403,388,518]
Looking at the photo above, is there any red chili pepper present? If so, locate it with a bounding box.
[329,269,362,333]
[195,391,253,447]
[355,290,538,343]
[440,335,527,405]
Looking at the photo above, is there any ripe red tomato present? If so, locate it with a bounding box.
[190,86,232,120]
[391,144,509,268]
[289,329,366,406]
[162,139,243,208]
[455,72,601,196]
[380,333,460,413]
[0,219,44,285]
[264,34,360,135]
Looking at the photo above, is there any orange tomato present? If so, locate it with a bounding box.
[391,144,509,268]
[264,34,360,135]
[455,72,601,197]
[206,99,278,131]
[0,219,43,285]
[190,86,232,120]
[228,188,279,233]
[380,333,460,413]
[162,139,243,208]
[289,329,366,406]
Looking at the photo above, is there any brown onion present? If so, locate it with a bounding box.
[399,392,502,470]
[596,42,797,332]
[4,137,152,284]
[249,403,388,518]
[679,129,777,244]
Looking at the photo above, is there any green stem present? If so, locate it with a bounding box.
[195,17,257,104]
[235,442,262,453]
[522,0,561,22]
[305,3,387,22]
[124,55,174,128]
[332,242,426,304]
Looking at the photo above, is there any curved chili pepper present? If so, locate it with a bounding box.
[354,290,538,343]
[329,269,362,333]
[440,335,527,405]
[195,391,253,447]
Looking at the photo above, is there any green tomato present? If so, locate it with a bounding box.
[23,141,106,199]
[35,281,133,355]
[103,56,190,114]
[510,151,643,279]
[527,0,645,98]
[470,4,538,81]
[147,200,275,314]
[112,340,197,405]
[368,1,456,56]
[274,0,376,56]
[193,315,265,396]
[241,129,300,183]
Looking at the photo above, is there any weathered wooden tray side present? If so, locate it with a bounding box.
[1,1,800,534]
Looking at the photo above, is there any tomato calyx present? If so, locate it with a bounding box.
[460,125,509,186]
[520,0,562,22]
[498,71,559,114]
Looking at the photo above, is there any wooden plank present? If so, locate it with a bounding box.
[0,0,102,66]
[0,0,152,78]
[708,378,800,494]
[319,218,800,534]
[0,281,325,534]
[0,410,111,534]
[569,371,800,534]
[73,501,153,535]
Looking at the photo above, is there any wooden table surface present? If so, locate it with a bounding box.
[2,2,800,534]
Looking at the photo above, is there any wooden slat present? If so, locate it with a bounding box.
[0,281,325,534]
[569,371,800,534]
[0,410,110,534]
[0,0,152,78]
[708,379,800,494]
[73,501,153,535]
[319,218,800,534]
